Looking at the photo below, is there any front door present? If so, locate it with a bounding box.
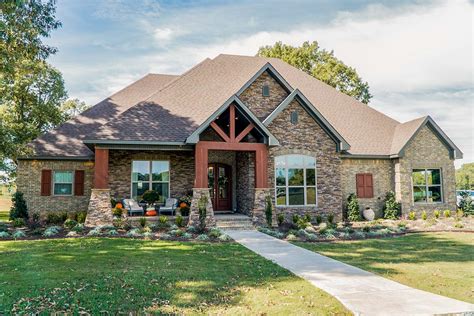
[208,164,232,211]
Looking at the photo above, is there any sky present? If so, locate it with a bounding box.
[46,0,473,167]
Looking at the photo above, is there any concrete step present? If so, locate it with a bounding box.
[215,215,255,231]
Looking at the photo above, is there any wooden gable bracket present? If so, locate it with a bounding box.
[210,104,255,143]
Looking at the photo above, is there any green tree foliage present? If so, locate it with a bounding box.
[60,98,90,120]
[346,193,361,222]
[383,191,401,219]
[9,191,28,220]
[0,0,67,177]
[258,41,372,103]
[456,163,474,190]
[459,191,473,215]
[265,195,273,227]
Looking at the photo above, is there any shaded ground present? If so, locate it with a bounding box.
[0,238,349,315]
[295,232,474,303]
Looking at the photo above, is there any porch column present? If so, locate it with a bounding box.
[253,146,274,226]
[85,147,113,227]
[255,146,268,188]
[194,142,208,188]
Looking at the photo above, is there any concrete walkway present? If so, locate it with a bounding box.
[225,230,474,316]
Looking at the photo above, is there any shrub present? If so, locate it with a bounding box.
[46,212,67,225]
[198,195,208,232]
[353,231,366,239]
[76,211,87,223]
[43,226,60,237]
[138,217,147,228]
[421,210,427,221]
[142,190,160,207]
[398,221,407,229]
[196,234,210,241]
[28,212,41,230]
[454,222,464,229]
[305,233,318,241]
[143,231,153,239]
[408,211,416,220]
[346,194,361,222]
[208,227,222,238]
[286,233,297,241]
[112,208,123,217]
[277,213,285,226]
[169,229,184,237]
[12,218,25,228]
[456,209,464,218]
[459,191,474,215]
[66,231,78,237]
[292,214,300,224]
[126,228,142,237]
[327,213,334,224]
[186,226,197,234]
[296,218,310,230]
[9,191,28,220]
[160,233,172,240]
[383,191,401,220]
[362,226,371,233]
[12,230,26,239]
[0,231,11,238]
[0,223,7,232]
[175,215,184,227]
[443,210,451,218]
[158,215,168,226]
[304,213,312,223]
[72,223,84,233]
[182,232,192,239]
[64,219,78,229]
[218,234,232,242]
[315,215,322,225]
[87,227,102,236]
[322,229,336,240]
[169,224,179,230]
[434,210,441,219]
[265,195,273,227]
[142,226,152,233]
[305,226,317,234]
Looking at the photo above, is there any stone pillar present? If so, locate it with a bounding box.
[85,189,113,227]
[188,188,216,227]
[252,188,275,226]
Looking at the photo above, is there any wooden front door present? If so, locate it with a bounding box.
[208,163,232,211]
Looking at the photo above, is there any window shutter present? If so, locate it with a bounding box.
[364,174,374,198]
[356,174,365,198]
[74,170,85,196]
[41,169,52,196]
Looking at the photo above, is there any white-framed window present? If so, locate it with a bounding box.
[53,171,73,196]
[412,168,443,203]
[275,154,317,207]
[131,160,170,204]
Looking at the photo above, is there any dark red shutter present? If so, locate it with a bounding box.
[41,169,52,196]
[356,174,365,198]
[364,174,374,198]
[74,170,85,196]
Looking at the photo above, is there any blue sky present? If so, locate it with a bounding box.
[46,0,473,166]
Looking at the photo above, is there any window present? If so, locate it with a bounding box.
[275,154,317,206]
[290,111,298,124]
[356,173,373,198]
[53,171,73,195]
[412,168,442,203]
[262,85,270,96]
[131,161,169,204]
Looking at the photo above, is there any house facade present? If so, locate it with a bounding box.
[17,54,462,226]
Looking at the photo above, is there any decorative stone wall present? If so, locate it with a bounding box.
[252,188,275,225]
[394,125,456,214]
[341,158,394,218]
[108,150,195,200]
[239,70,289,120]
[267,99,343,221]
[16,159,94,215]
[188,188,216,227]
[236,151,255,215]
[84,189,113,227]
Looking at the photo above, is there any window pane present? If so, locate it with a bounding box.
[152,161,169,181]
[276,168,286,186]
[132,182,149,200]
[413,186,426,202]
[288,169,304,186]
[54,171,72,183]
[275,156,285,167]
[306,168,316,186]
[54,183,72,195]
[427,186,442,203]
[305,156,316,168]
[426,169,441,185]
[152,183,169,204]
[412,169,426,185]
[276,188,286,205]
[287,155,304,167]
[306,187,316,205]
[132,161,149,181]
[288,187,305,205]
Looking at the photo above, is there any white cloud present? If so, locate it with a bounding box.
[153,27,174,40]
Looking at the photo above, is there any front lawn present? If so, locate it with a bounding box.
[295,232,474,303]
[0,238,349,314]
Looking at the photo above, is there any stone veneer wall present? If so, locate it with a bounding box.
[108,150,195,200]
[394,125,456,214]
[341,158,394,218]
[236,151,255,215]
[267,100,343,220]
[16,159,94,215]
[239,70,289,120]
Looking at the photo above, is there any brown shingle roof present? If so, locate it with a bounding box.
[390,116,427,156]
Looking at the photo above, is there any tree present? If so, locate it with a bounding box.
[346,193,361,222]
[456,163,474,190]
[60,98,90,120]
[383,191,401,219]
[0,0,67,178]
[258,41,372,103]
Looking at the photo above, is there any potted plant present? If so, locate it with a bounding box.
[178,193,192,216]
[142,190,160,216]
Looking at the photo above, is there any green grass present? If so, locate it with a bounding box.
[0,238,349,314]
[295,232,474,303]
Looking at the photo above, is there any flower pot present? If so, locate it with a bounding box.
[146,210,157,216]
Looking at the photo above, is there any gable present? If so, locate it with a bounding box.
[403,125,452,160]
[239,70,290,120]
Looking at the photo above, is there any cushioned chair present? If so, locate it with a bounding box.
[159,198,178,216]
[123,199,145,216]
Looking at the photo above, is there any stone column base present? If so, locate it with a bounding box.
[252,188,275,226]
[188,188,216,228]
[85,189,114,227]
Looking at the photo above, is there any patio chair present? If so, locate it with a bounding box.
[123,199,145,216]
[159,198,178,216]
